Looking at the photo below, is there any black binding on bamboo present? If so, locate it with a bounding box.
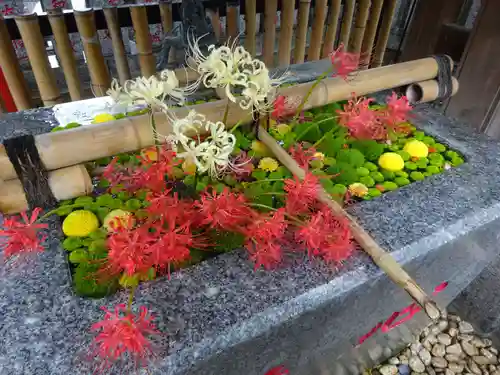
[3,134,57,210]
[433,55,454,101]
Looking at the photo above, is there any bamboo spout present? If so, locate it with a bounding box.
[257,126,442,321]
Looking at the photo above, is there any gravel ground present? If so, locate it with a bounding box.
[375,313,499,375]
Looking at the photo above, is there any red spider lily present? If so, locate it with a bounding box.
[145,223,203,278]
[196,187,256,232]
[146,190,199,228]
[265,365,290,375]
[244,209,288,270]
[284,173,320,215]
[0,208,48,258]
[105,223,155,277]
[91,304,159,370]
[337,95,387,140]
[288,143,317,170]
[271,95,300,120]
[295,206,353,262]
[383,92,413,126]
[330,43,360,81]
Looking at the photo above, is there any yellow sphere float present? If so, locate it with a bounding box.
[62,210,100,237]
[103,209,135,232]
[404,140,429,158]
[378,152,405,172]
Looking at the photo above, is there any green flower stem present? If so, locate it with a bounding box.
[244,178,285,186]
[222,98,230,125]
[39,203,87,221]
[248,203,303,225]
[312,124,339,148]
[253,192,285,196]
[230,120,244,133]
[127,286,136,314]
[149,109,160,160]
[295,116,337,143]
[292,67,333,124]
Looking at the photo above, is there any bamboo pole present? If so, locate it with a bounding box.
[15,14,62,106]
[0,16,32,110]
[348,0,371,55]
[0,164,92,214]
[339,0,355,47]
[244,0,257,56]
[371,0,397,68]
[278,0,295,67]
[74,10,111,97]
[406,78,459,104]
[226,2,239,41]
[103,7,131,85]
[47,9,82,101]
[207,8,222,41]
[321,0,342,58]
[306,0,328,61]
[294,0,311,64]
[257,126,441,321]
[130,6,156,78]
[359,0,384,70]
[263,0,278,67]
[159,1,173,33]
[0,57,453,180]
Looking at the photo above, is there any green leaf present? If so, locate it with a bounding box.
[63,237,83,251]
[74,196,94,206]
[55,206,73,216]
[251,169,268,180]
[294,122,322,143]
[125,198,142,210]
[317,133,345,157]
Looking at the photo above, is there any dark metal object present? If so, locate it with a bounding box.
[156,0,220,70]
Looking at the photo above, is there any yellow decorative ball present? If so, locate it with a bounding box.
[348,183,369,198]
[62,210,100,237]
[404,140,429,158]
[251,140,272,157]
[378,152,405,172]
[140,146,159,161]
[103,209,135,232]
[258,157,279,172]
[92,113,116,124]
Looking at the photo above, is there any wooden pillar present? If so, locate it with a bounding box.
[294,0,311,64]
[159,1,173,33]
[226,1,239,41]
[338,0,355,47]
[74,10,111,97]
[399,0,464,62]
[445,0,500,137]
[15,14,62,106]
[103,7,131,85]
[278,0,295,66]
[262,0,278,66]
[348,0,371,54]
[359,0,384,69]
[244,0,257,56]
[48,8,82,101]
[130,6,156,78]
[306,0,328,61]
[0,16,32,110]
[322,0,342,58]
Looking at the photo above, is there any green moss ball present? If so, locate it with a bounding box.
[370,171,384,182]
[434,143,446,152]
[324,157,336,166]
[388,144,401,152]
[426,166,440,175]
[356,167,370,177]
[382,181,398,191]
[405,161,418,170]
[414,131,425,140]
[451,157,465,166]
[430,158,444,167]
[368,188,382,197]
[429,153,444,161]
[410,171,425,181]
[445,150,459,160]
[381,170,395,180]
[364,161,378,171]
[327,162,360,186]
[394,177,410,186]
[395,170,409,178]
[333,184,348,195]
[422,136,436,145]
[397,150,411,161]
[359,176,375,187]
[336,149,366,168]
[69,249,89,264]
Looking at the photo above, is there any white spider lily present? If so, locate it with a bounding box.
[188,36,252,102]
[161,110,206,149]
[105,69,193,113]
[204,120,236,149]
[240,70,286,113]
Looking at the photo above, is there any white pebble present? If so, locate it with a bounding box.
[432,357,448,368]
[438,333,452,346]
[447,343,463,355]
[459,322,475,334]
[449,362,465,373]
[449,328,459,337]
[409,356,426,373]
[462,341,479,357]
[433,343,447,357]
[379,365,398,375]
[418,348,432,366]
